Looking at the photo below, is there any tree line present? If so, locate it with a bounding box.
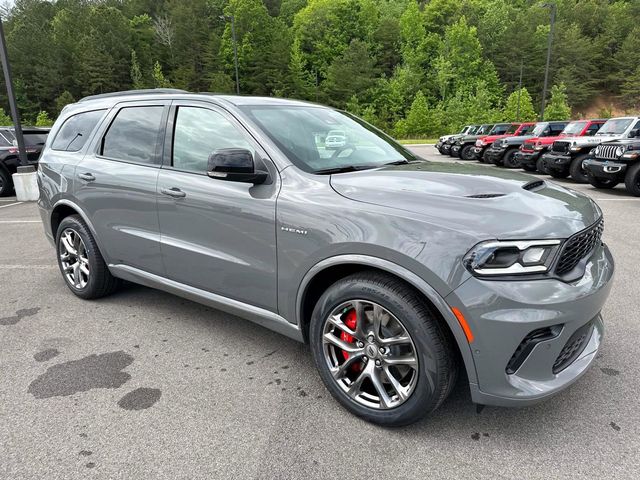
[2,0,639,137]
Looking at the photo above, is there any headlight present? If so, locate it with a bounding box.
[593,146,600,156]
[475,139,482,147]
[615,146,625,157]
[463,240,561,276]
[534,143,545,150]
[499,139,508,147]
[570,145,582,151]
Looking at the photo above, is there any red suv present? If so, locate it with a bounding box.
[516,120,605,173]
[473,123,535,162]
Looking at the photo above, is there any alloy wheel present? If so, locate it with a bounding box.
[321,299,419,410]
[59,228,90,289]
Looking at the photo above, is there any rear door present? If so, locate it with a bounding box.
[156,101,279,312]
[74,100,169,275]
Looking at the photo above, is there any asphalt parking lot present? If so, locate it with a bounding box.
[1,147,639,479]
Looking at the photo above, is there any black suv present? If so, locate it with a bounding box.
[0,126,50,196]
[583,134,640,196]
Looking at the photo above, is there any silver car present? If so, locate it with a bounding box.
[37,90,614,426]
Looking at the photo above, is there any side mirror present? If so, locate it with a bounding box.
[207,148,268,184]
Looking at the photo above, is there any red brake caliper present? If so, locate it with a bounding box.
[340,309,362,372]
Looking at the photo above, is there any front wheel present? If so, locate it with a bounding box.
[0,169,13,197]
[503,149,520,168]
[569,154,590,184]
[460,145,475,161]
[536,156,549,174]
[624,162,640,196]
[56,215,120,299]
[587,175,619,190]
[310,272,457,426]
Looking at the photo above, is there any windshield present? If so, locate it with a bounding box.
[477,124,493,135]
[561,121,587,135]
[240,105,415,173]
[490,124,509,135]
[505,124,519,134]
[596,118,633,135]
[530,123,549,137]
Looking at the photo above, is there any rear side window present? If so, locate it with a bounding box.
[52,109,105,152]
[101,106,164,164]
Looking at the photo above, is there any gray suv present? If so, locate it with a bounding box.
[37,90,614,426]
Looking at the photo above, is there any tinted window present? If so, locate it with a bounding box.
[172,107,253,173]
[549,123,568,134]
[491,125,509,135]
[52,110,105,151]
[586,123,601,135]
[24,133,48,147]
[102,106,164,164]
[518,124,535,135]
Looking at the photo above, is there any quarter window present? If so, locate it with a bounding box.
[52,109,106,152]
[172,107,252,173]
[101,106,164,164]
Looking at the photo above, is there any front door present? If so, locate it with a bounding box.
[74,101,168,275]
[157,102,279,312]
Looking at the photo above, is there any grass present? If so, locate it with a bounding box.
[397,138,439,145]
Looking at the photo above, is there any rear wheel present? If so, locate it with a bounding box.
[55,215,120,299]
[536,156,549,174]
[624,163,640,196]
[310,272,457,426]
[503,149,520,168]
[0,169,13,197]
[460,145,475,161]
[569,154,590,184]
[587,175,619,190]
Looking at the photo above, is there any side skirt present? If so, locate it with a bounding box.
[109,264,303,342]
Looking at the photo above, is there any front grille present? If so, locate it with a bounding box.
[552,141,570,153]
[553,321,594,374]
[555,218,604,276]
[506,325,562,374]
[595,144,619,160]
[522,142,536,152]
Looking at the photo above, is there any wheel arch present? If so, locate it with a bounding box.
[296,254,478,384]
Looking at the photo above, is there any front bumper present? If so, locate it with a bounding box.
[484,146,507,164]
[583,159,627,181]
[446,243,614,406]
[543,152,573,173]
[514,150,542,169]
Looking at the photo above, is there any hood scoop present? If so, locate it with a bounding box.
[465,193,506,199]
[522,179,545,191]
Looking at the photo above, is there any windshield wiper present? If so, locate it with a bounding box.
[383,159,411,165]
[314,165,379,175]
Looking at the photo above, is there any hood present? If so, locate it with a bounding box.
[596,138,638,147]
[503,135,534,145]
[569,133,627,147]
[330,162,601,240]
[480,133,509,143]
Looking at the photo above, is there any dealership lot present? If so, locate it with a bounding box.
[1,148,639,479]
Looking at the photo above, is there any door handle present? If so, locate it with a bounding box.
[160,187,187,198]
[78,172,95,182]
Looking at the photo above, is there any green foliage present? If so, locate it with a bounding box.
[503,88,537,122]
[1,0,639,138]
[0,108,13,126]
[36,111,54,127]
[544,84,572,121]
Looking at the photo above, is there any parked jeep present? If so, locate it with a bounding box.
[471,122,535,162]
[444,124,490,156]
[485,121,568,168]
[435,125,478,154]
[452,123,511,159]
[582,131,640,195]
[0,127,50,196]
[545,117,640,183]
[517,119,604,175]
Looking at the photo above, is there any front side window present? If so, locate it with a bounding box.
[101,106,164,164]
[240,105,415,173]
[505,124,518,135]
[490,124,509,135]
[52,109,106,152]
[548,123,568,135]
[172,107,253,173]
[586,123,602,135]
[476,124,493,135]
[518,124,535,135]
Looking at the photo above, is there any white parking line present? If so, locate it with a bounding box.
[0,220,41,224]
[0,265,56,269]
[0,202,23,209]
[593,198,640,201]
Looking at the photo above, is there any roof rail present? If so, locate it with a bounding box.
[78,88,189,103]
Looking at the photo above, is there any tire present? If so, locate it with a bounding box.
[587,175,619,190]
[55,215,120,299]
[569,154,590,184]
[460,144,475,161]
[309,272,457,427]
[503,148,520,168]
[536,156,549,174]
[0,168,13,197]
[624,162,640,197]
